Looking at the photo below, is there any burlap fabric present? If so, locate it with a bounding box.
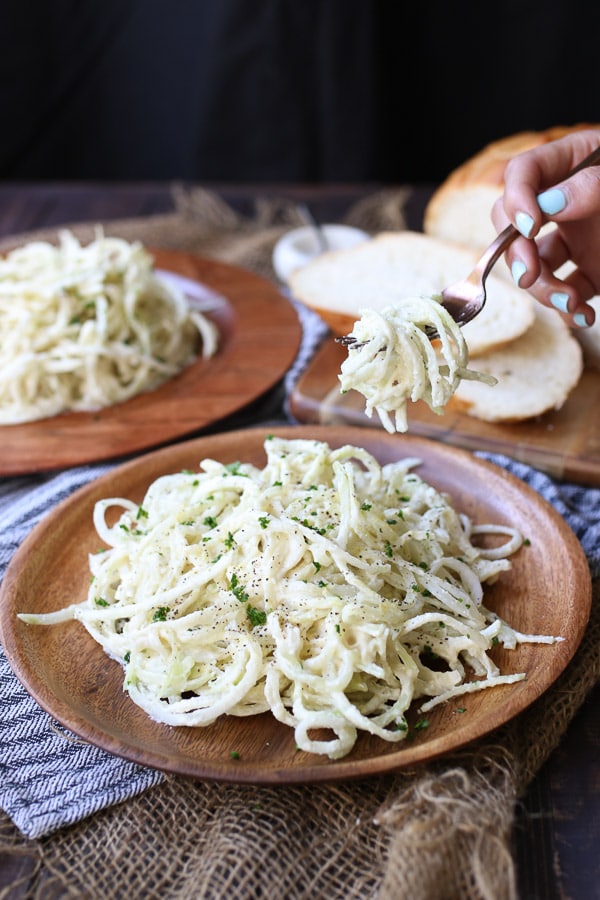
[1,187,598,899]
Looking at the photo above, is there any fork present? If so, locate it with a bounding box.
[338,143,600,345]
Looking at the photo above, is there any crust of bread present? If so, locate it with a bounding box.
[288,231,535,356]
[449,304,583,421]
[424,124,599,248]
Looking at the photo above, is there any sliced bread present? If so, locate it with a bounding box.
[449,303,583,421]
[288,231,535,357]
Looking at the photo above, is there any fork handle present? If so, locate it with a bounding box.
[563,143,600,177]
[477,143,600,279]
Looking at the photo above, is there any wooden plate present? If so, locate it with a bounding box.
[0,425,590,783]
[0,250,301,475]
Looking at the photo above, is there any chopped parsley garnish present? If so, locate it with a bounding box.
[291,516,327,535]
[225,461,248,477]
[229,573,249,602]
[152,607,169,622]
[246,605,267,628]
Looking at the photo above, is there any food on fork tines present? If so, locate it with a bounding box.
[289,228,584,425]
[0,230,218,424]
[338,299,496,433]
[18,436,560,760]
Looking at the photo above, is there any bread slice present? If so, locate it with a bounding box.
[450,303,583,421]
[424,125,598,249]
[288,231,535,356]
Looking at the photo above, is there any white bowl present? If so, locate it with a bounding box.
[272,224,369,284]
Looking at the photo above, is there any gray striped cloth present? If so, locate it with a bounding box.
[2,304,600,839]
[0,465,165,839]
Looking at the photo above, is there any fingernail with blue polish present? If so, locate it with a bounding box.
[537,188,566,215]
[515,211,534,238]
[511,260,527,286]
[550,292,570,313]
[573,313,590,328]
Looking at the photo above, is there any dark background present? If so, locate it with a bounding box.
[1,0,598,185]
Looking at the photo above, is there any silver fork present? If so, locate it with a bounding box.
[338,143,600,345]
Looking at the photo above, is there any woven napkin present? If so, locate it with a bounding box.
[0,189,599,898]
[0,465,165,838]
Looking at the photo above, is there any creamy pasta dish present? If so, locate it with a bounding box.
[0,230,218,424]
[339,297,495,433]
[19,436,559,759]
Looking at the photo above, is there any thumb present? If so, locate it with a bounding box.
[537,167,600,222]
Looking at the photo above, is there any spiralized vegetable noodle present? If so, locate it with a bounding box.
[18,437,560,759]
[339,298,496,433]
[0,230,218,424]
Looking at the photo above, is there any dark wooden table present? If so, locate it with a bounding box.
[0,180,598,899]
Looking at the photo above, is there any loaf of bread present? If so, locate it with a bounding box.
[288,231,535,357]
[450,302,583,421]
[424,124,597,249]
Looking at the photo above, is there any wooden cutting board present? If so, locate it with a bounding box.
[289,337,600,485]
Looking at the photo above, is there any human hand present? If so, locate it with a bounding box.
[491,128,600,328]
